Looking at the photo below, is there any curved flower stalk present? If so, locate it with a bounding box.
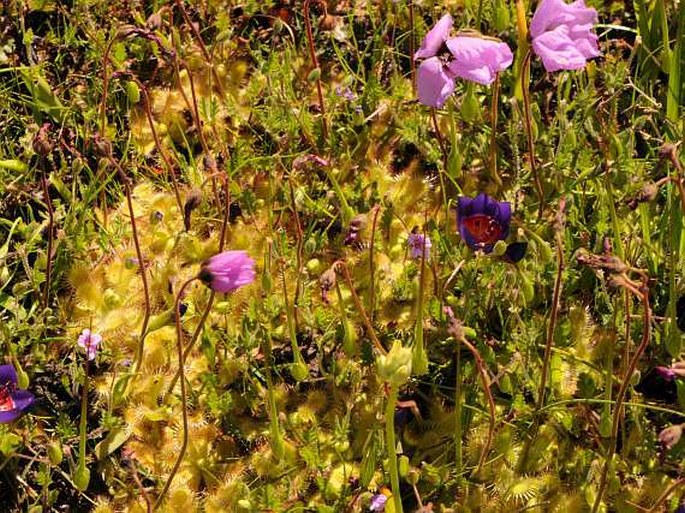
[414,15,513,107]
[0,365,35,424]
[457,193,511,253]
[156,250,255,508]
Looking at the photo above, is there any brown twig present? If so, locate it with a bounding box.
[154,277,196,509]
[335,261,386,355]
[520,49,544,218]
[303,0,329,140]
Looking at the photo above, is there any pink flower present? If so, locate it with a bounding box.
[655,362,685,381]
[414,14,453,60]
[78,329,102,361]
[413,14,513,107]
[446,36,513,85]
[530,0,600,72]
[199,250,256,293]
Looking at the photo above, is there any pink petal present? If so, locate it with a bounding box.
[414,14,453,60]
[416,57,455,108]
[532,26,590,72]
[446,36,513,85]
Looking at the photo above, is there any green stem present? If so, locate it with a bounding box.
[489,75,502,188]
[412,232,428,376]
[385,384,403,513]
[264,329,285,460]
[77,361,89,475]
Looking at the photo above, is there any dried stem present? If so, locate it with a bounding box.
[127,76,183,214]
[155,276,196,509]
[368,205,381,321]
[106,155,152,375]
[165,180,231,397]
[520,49,544,218]
[303,0,329,139]
[336,261,387,355]
[173,0,226,99]
[489,74,502,187]
[455,332,495,474]
[537,229,564,411]
[40,165,54,308]
[592,278,651,513]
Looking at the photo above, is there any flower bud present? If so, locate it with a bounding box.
[47,441,63,465]
[377,341,413,386]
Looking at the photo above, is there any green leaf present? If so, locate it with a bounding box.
[94,427,132,460]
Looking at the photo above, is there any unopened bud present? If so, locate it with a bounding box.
[32,123,52,157]
[377,341,412,386]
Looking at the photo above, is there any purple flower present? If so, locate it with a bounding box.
[0,365,35,424]
[199,250,256,293]
[457,193,511,253]
[416,57,456,108]
[656,366,677,381]
[414,14,453,60]
[78,329,102,361]
[408,231,432,260]
[655,362,685,381]
[446,36,513,85]
[369,493,388,512]
[530,0,600,72]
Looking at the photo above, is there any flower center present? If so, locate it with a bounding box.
[462,214,503,245]
[0,384,16,412]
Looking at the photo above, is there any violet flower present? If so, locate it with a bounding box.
[78,329,102,361]
[0,365,35,423]
[199,250,256,293]
[369,493,388,512]
[457,193,511,253]
[446,36,513,85]
[408,230,432,260]
[530,0,600,72]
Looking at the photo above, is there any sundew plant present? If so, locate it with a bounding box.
[1,0,685,511]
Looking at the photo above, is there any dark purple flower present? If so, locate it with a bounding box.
[408,231,432,260]
[446,36,513,85]
[457,193,511,253]
[199,250,256,293]
[78,329,102,361]
[369,493,388,512]
[0,365,35,424]
[530,0,600,72]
